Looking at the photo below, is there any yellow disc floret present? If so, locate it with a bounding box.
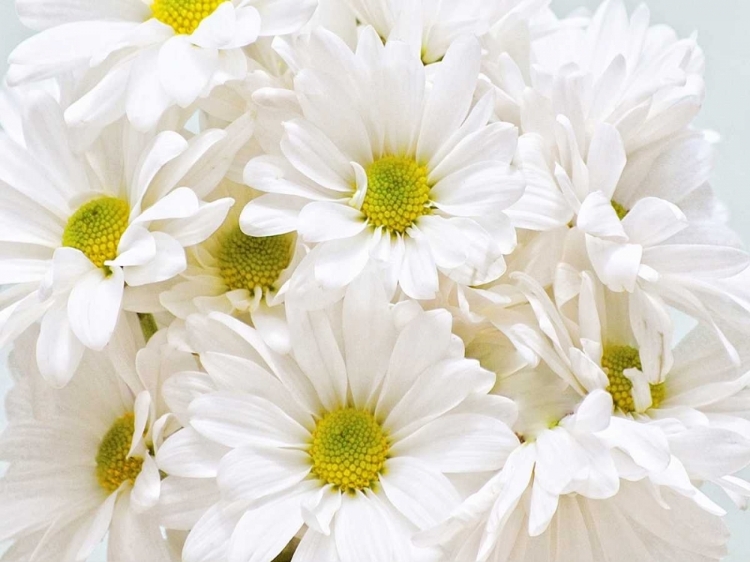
[362,155,431,233]
[151,0,228,35]
[96,413,144,494]
[602,345,666,413]
[218,228,294,293]
[309,408,389,493]
[62,196,130,269]
[611,200,629,220]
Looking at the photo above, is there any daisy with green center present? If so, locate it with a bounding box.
[0,320,194,561]
[9,0,317,131]
[156,272,519,562]
[160,183,305,354]
[0,93,248,387]
[241,27,525,301]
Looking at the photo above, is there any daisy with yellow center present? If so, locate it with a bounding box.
[0,94,238,388]
[157,273,517,561]
[242,28,524,301]
[161,184,304,355]
[0,325,182,561]
[10,0,317,132]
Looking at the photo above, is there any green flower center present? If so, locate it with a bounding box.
[602,345,666,413]
[361,156,431,233]
[218,227,294,293]
[151,0,228,35]
[62,196,130,269]
[96,413,143,494]
[611,200,629,220]
[309,408,389,493]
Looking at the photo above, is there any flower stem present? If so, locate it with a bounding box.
[272,539,299,562]
[137,313,159,343]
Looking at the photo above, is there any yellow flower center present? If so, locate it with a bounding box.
[611,200,629,220]
[361,156,431,233]
[96,413,144,494]
[218,228,294,293]
[62,196,130,269]
[309,408,389,493]
[602,345,666,413]
[151,0,228,35]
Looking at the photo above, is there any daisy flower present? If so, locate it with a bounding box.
[512,272,750,506]
[0,92,250,386]
[241,28,525,300]
[431,478,729,562]
[161,181,305,354]
[156,272,519,561]
[0,320,193,561]
[9,0,317,131]
[343,0,550,64]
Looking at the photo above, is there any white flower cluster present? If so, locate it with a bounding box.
[0,0,749,561]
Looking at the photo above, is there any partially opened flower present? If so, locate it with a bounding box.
[156,272,519,561]
[0,320,193,561]
[0,92,249,386]
[242,28,526,300]
[161,182,305,354]
[9,0,317,131]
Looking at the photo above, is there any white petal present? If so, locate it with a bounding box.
[298,202,367,243]
[217,446,311,502]
[156,427,228,478]
[240,194,306,236]
[577,191,628,241]
[586,123,626,200]
[123,233,186,286]
[68,267,124,350]
[622,197,688,247]
[36,301,85,388]
[416,36,481,162]
[399,236,438,299]
[380,457,461,529]
[313,231,374,289]
[158,36,218,107]
[130,454,161,513]
[227,486,312,562]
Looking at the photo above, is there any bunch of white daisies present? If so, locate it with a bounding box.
[0,0,749,560]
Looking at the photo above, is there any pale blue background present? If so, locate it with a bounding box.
[0,0,748,560]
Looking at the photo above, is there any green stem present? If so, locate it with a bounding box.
[272,539,299,562]
[137,313,159,343]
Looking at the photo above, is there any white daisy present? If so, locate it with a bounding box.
[513,272,750,507]
[161,181,305,354]
[344,0,550,64]
[241,28,525,300]
[429,479,729,562]
[480,0,750,356]
[9,0,317,131]
[0,92,250,386]
[156,272,519,561]
[491,0,706,151]
[0,319,193,561]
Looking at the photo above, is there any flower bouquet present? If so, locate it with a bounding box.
[0,0,749,561]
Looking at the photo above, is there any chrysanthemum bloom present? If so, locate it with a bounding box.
[343,0,550,64]
[0,321,193,561]
[241,28,526,300]
[161,182,305,354]
[419,311,743,562]
[9,0,317,131]
[481,0,750,356]
[156,273,519,561]
[0,93,250,386]
[515,273,750,506]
